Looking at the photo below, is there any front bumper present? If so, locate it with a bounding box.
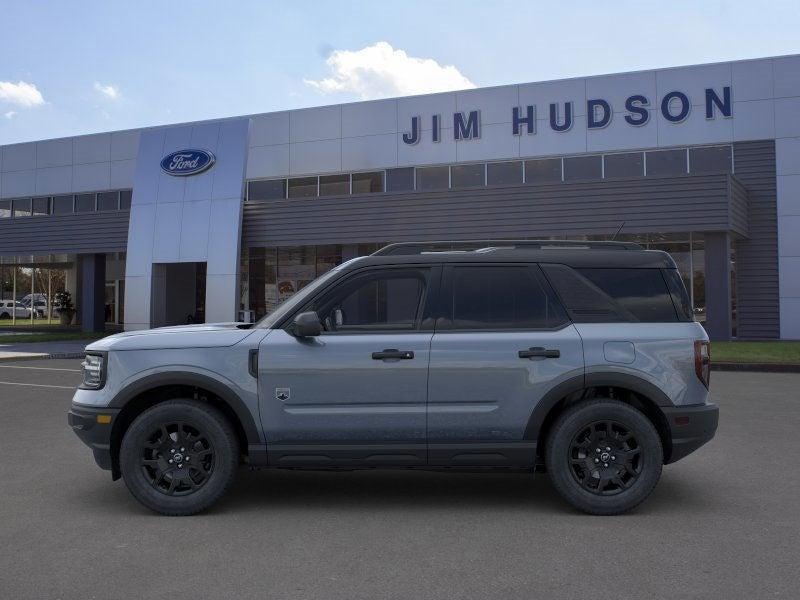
[68,404,120,472]
[663,402,719,464]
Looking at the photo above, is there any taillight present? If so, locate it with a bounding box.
[694,340,710,388]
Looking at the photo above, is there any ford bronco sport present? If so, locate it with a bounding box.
[69,240,718,515]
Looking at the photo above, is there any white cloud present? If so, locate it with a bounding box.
[93,82,121,100]
[0,81,44,107]
[4,110,16,119]
[304,41,475,100]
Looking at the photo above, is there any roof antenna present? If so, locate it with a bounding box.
[611,221,626,241]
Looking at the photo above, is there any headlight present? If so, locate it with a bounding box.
[81,353,106,389]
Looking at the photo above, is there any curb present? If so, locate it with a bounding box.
[0,352,85,363]
[712,362,800,373]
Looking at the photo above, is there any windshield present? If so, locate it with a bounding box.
[254,257,366,328]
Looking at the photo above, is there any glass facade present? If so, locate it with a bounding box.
[238,233,726,333]
[0,253,126,330]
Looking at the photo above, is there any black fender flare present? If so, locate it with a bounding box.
[523,372,674,441]
[108,371,261,444]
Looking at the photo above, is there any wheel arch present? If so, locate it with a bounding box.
[525,373,674,465]
[108,372,260,479]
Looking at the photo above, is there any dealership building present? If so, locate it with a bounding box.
[1,54,800,340]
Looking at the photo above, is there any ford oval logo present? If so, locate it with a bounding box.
[160,149,215,176]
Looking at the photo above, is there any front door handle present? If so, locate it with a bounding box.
[518,347,560,359]
[372,349,415,360]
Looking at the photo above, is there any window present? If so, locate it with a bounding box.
[288,177,317,198]
[12,198,32,218]
[563,155,602,181]
[576,268,679,322]
[416,166,449,191]
[277,246,316,302]
[52,195,74,214]
[0,200,10,218]
[98,192,119,211]
[74,194,96,212]
[447,266,567,330]
[315,245,342,276]
[487,161,523,186]
[386,167,415,192]
[604,153,644,178]
[314,269,427,331]
[451,163,485,188]
[646,149,686,176]
[319,174,350,196]
[352,171,384,194]
[525,158,562,183]
[690,146,732,174]
[32,197,49,216]
[120,190,132,210]
[249,179,286,201]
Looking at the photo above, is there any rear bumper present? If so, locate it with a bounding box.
[663,402,719,464]
[68,404,120,472]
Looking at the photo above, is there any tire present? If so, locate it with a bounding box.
[545,399,663,515]
[119,400,239,516]
[0,312,9,320]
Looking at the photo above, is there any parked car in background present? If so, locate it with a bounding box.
[20,295,48,318]
[0,300,32,319]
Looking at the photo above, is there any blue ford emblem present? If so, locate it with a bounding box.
[160,149,215,176]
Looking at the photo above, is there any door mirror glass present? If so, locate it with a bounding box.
[292,311,322,337]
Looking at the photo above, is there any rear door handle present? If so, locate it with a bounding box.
[372,349,415,360]
[518,347,560,359]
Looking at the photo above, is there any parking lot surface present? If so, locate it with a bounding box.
[0,359,797,599]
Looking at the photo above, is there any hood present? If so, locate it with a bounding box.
[86,322,257,352]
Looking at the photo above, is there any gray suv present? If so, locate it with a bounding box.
[68,241,718,516]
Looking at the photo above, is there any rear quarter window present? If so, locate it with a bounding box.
[541,264,684,323]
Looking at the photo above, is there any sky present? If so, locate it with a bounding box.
[1,0,799,145]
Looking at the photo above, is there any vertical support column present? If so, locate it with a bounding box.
[704,232,733,341]
[80,254,106,333]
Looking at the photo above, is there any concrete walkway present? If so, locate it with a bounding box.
[0,339,91,361]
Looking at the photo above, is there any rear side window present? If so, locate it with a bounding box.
[445,266,568,330]
[542,265,683,323]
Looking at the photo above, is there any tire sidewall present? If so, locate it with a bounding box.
[546,400,663,515]
[120,400,237,515]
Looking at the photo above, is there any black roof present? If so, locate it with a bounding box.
[346,240,677,270]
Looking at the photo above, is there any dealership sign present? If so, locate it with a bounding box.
[160,149,216,176]
[402,86,732,145]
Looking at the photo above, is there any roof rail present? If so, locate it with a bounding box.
[372,239,644,256]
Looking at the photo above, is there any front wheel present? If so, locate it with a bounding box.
[119,400,238,515]
[545,399,663,515]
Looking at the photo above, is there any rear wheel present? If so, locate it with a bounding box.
[119,400,238,515]
[545,399,662,515]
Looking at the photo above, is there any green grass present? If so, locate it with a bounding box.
[712,341,800,364]
[0,331,109,344]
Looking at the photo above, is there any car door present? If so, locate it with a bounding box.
[427,263,584,467]
[258,264,440,467]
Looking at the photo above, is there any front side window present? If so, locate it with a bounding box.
[311,269,428,332]
[446,266,567,330]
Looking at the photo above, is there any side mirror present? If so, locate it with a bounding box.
[292,311,322,338]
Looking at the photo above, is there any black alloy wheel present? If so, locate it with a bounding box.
[568,420,642,495]
[546,399,663,515]
[140,421,215,497]
[120,400,238,516]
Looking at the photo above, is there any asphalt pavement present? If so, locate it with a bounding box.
[0,360,797,599]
